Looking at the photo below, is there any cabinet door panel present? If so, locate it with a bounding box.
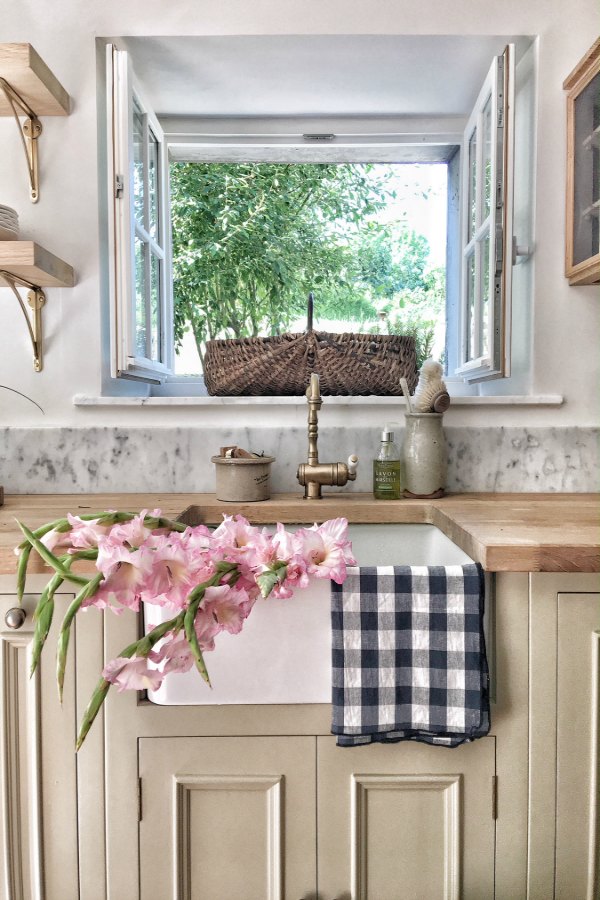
[556,592,600,899]
[139,736,316,900]
[0,591,78,900]
[317,735,495,900]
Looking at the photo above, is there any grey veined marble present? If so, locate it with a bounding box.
[0,426,598,494]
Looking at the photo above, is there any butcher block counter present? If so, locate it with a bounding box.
[0,491,598,573]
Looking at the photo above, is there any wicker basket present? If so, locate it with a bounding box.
[203,294,418,396]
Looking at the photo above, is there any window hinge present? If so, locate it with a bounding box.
[115,174,124,199]
[138,777,143,822]
[492,775,498,820]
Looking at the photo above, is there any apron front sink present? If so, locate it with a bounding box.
[144,523,475,706]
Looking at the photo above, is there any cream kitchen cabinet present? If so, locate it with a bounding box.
[99,569,530,900]
[138,736,317,900]
[1,569,597,899]
[316,735,496,900]
[0,586,79,900]
[529,574,600,900]
[138,734,496,900]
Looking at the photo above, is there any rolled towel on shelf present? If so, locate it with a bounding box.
[331,563,490,747]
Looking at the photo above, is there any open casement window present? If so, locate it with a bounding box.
[456,45,515,383]
[107,44,173,382]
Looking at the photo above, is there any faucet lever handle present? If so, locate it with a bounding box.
[307,372,321,400]
[347,454,359,476]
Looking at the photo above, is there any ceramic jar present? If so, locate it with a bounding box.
[402,413,447,498]
[211,455,275,501]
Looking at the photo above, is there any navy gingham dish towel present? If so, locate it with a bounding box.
[331,564,490,747]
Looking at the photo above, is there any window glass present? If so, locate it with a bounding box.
[573,72,600,265]
[148,127,159,240]
[482,95,493,221]
[135,236,147,357]
[150,252,161,361]
[466,250,476,360]
[468,129,477,240]
[133,106,145,225]
[457,45,513,381]
[481,231,490,357]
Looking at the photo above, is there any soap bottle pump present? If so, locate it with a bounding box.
[373,426,403,500]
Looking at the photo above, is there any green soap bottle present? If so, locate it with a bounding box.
[373,426,403,500]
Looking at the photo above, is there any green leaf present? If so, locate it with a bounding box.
[30,571,63,676]
[56,573,103,702]
[16,542,31,605]
[256,562,287,599]
[75,677,110,752]
[17,521,88,586]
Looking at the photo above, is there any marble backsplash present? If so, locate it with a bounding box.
[0,426,598,495]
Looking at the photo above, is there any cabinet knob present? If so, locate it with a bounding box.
[5,607,26,629]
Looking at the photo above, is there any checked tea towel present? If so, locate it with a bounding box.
[331,564,490,747]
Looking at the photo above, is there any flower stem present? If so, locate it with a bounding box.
[56,573,103,702]
[184,562,238,686]
[16,521,89,586]
[75,613,184,751]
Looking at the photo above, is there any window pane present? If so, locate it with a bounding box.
[481,232,490,357]
[466,251,476,361]
[150,252,161,361]
[133,106,145,225]
[482,95,493,221]
[468,128,477,239]
[135,236,147,357]
[148,128,159,240]
[171,161,448,377]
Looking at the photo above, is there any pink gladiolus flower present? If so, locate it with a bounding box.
[66,514,111,550]
[102,655,163,692]
[193,607,221,651]
[203,583,255,635]
[106,511,152,549]
[91,542,154,611]
[296,517,355,584]
[139,534,203,610]
[150,632,196,675]
[210,515,269,570]
[40,529,73,554]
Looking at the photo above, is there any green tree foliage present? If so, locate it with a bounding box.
[171,163,389,358]
[170,162,445,369]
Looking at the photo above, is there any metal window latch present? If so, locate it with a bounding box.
[512,236,531,265]
[115,174,124,199]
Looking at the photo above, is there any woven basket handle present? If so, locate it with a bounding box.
[307,292,314,332]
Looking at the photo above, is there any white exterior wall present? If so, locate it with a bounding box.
[0,0,598,430]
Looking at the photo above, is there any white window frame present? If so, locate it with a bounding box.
[106,44,173,382]
[456,44,515,383]
[104,44,517,393]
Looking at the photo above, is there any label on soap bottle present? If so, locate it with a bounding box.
[373,460,403,499]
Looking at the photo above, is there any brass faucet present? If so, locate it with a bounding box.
[297,373,359,499]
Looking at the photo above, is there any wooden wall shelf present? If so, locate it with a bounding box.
[0,43,70,116]
[0,241,74,288]
[0,43,71,202]
[0,242,74,372]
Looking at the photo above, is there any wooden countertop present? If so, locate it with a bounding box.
[0,492,598,575]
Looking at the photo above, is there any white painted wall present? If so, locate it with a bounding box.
[0,0,598,430]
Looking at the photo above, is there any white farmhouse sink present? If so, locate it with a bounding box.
[145,524,475,706]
